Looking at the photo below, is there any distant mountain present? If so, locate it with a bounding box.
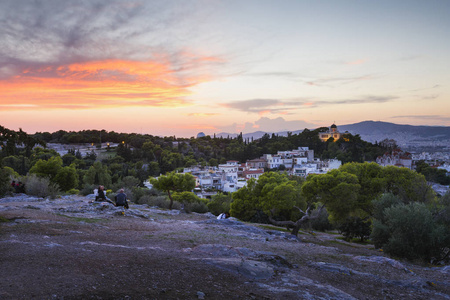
[213,121,450,151]
[338,121,450,139]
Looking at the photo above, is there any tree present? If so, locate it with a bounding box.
[302,169,360,224]
[29,156,63,180]
[0,166,12,197]
[229,179,260,221]
[382,166,435,203]
[54,166,79,191]
[339,162,386,217]
[207,193,232,215]
[372,202,449,262]
[1,155,30,175]
[149,172,196,209]
[83,162,112,187]
[230,172,309,235]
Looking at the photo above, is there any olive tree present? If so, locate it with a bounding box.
[149,172,196,209]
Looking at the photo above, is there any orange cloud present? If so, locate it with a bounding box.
[258,110,271,116]
[0,56,220,110]
[188,113,219,117]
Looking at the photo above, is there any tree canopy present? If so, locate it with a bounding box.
[150,172,196,209]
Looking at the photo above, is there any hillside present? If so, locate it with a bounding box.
[216,121,450,151]
[1,194,449,299]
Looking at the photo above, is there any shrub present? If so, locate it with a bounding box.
[372,202,449,262]
[185,201,209,213]
[80,184,97,196]
[67,188,79,195]
[0,167,11,197]
[54,166,79,191]
[118,187,152,204]
[338,217,371,242]
[372,193,402,222]
[24,174,60,199]
[207,193,232,215]
[310,206,334,232]
[138,195,181,209]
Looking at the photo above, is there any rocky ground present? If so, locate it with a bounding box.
[0,194,449,300]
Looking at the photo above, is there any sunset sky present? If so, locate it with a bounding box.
[1,0,449,137]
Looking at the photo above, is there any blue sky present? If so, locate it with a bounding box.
[0,0,449,137]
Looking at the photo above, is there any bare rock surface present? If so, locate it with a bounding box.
[0,194,449,299]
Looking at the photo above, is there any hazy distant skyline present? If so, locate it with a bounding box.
[1,0,449,137]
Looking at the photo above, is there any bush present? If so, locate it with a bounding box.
[185,201,209,213]
[24,174,60,199]
[310,207,334,232]
[372,193,402,222]
[0,167,11,197]
[80,184,97,196]
[123,187,151,204]
[67,188,79,195]
[372,202,449,262]
[54,166,79,191]
[138,195,181,209]
[207,193,232,215]
[338,217,371,242]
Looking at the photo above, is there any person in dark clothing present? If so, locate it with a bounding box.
[11,180,16,188]
[115,189,129,209]
[19,183,26,193]
[15,182,24,193]
[95,185,114,205]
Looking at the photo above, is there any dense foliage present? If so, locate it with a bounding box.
[415,160,450,185]
[1,125,449,263]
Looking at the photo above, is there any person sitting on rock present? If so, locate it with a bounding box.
[95,185,114,204]
[217,212,230,220]
[114,189,129,209]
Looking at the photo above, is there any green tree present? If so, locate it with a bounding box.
[83,162,112,187]
[229,180,259,221]
[339,162,386,217]
[373,202,449,262]
[302,169,361,224]
[207,193,232,215]
[382,166,435,203]
[230,172,308,234]
[54,166,79,191]
[62,153,77,167]
[1,155,30,175]
[29,156,63,180]
[149,172,196,209]
[0,166,12,196]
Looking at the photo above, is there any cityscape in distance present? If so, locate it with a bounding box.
[215,120,450,154]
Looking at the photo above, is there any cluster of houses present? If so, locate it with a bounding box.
[182,146,342,198]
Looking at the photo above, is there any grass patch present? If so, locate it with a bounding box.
[257,224,289,232]
[327,240,358,248]
[336,237,372,245]
[57,214,104,223]
[0,216,10,223]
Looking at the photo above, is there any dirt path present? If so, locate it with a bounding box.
[0,195,449,299]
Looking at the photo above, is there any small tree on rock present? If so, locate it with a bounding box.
[150,172,196,209]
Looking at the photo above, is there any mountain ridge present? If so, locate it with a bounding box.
[214,120,450,140]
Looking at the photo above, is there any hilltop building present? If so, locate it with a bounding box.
[319,124,343,142]
[376,149,412,169]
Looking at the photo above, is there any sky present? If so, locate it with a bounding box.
[1,0,449,137]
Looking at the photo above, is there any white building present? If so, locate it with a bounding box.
[376,149,412,169]
[218,161,239,181]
